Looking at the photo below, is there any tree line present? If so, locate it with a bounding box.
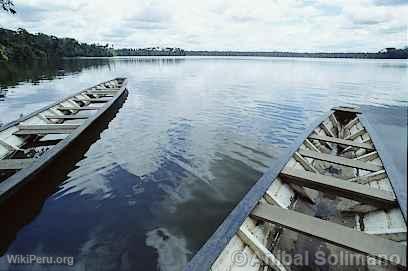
[0,28,114,62]
[0,28,188,62]
[115,47,186,56]
[185,49,408,59]
[1,27,406,62]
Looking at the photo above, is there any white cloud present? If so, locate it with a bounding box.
[0,0,406,51]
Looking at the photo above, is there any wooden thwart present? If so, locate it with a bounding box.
[18,124,80,130]
[348,170,387,185]
[14,129,76,135]
[87,91,117,95]
[57,106,100,111]
[308,134,374,150]
[45,115,89,120]
[297,149,382,172]
[251,203,406,267]
[73,98,111,103]
[332,107,361,114]
[0,159,35,170]
[280,168,396,207]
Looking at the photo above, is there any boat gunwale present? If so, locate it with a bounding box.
[184,110,333,271]
[0,78,128,203]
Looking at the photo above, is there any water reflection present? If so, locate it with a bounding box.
[0,57,406,271]
[0,91,127,265]
[0,59,112,90]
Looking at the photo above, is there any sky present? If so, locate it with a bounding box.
[0,0,407,52]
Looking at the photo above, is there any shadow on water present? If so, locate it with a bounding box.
[0,90,128,256]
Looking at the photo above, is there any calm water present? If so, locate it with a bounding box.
[0,57,407,271]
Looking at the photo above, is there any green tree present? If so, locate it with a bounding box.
[1,0,16,14]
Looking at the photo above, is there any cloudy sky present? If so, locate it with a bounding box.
[0,0,406,52]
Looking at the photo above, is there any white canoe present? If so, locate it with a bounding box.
[186,106,407,271]
[0,78,128,203]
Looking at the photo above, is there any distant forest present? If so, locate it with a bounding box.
[0,28,113,62]
[186,49,408,59]
[0,27,407,62]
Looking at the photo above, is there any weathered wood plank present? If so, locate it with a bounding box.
[293,152,318,173]
[344,117,359,131]
[280,168,396,207]
[304,139,321,153]
[87,91,117,95]
[345,128,366,141]
[251,203,406,267]
[0,138,19,152]
[348,170,387,185]
[35,114,53,124]
[14,129,76,135]
[45,115,89,120]
[332,106,361,114]
[297,149,382,172]
[57,106,100,111]
[18,124,80,130]
[237,226,288,271]
[355,151,378,162]
[320,122,335,137]
[308,134,374,150]
[73,98,111,103]
[0,159,35,170]
[94,87,120,91]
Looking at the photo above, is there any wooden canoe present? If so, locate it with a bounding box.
[0,78,128,203]
[185,106,407,270]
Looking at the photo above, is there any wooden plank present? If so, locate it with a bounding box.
[345,128,366,141]
[56,106,100,111]
[332,106,361,114]
[73,98,111,103]
[45,115,89,120]
[304,139,321,152]
[14,129,76,135]
[94,87,120,91]
[237,226,288,271]
[35,114,53,124]
[355,151,378,162]
[251,203,406,267]
[86,91,117,95]
[320,122,335,137]
[348,170,387,185]
[66,100,81,108]
[297,149,382,172]
[308,134,374,150]
[18,124,80,130]
[0,138,19,152]
[280,168,396,207]
[344,117,359,131]
[0,159,35,170]
[329,113,340,130]
[293,152,317,173]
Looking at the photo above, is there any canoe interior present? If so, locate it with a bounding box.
[0,78,127,188]
[191,107,407,271]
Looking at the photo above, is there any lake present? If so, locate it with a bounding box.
[0,57,407,271]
